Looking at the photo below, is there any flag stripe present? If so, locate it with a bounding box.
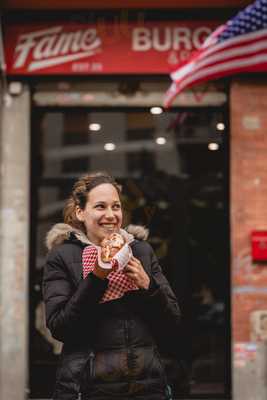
[177,52,267,92]
[199,28,267,61]
[171,36,267,82]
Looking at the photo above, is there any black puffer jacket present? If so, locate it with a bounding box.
[43,224,181,400]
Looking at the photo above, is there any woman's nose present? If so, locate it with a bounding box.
[105,207,115,218]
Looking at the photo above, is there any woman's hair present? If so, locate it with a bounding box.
[63,172,122,232]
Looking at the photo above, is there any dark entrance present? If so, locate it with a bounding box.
[29,80,230,398]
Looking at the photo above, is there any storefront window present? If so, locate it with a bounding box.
[30,83,230,398]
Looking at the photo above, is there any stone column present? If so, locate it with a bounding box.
[0,86,30,400]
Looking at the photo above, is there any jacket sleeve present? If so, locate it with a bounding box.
[131,243,182,356]
[42,247,108,342]
[145,244,181,325]
[142,246,190,391]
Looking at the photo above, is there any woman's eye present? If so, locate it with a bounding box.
[95,204,104,209]
[113,204,121,209]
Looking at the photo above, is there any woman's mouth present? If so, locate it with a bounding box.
[100,223,117,231]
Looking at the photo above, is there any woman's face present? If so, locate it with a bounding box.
[76,183,123,245]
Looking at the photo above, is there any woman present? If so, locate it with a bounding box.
[43,172,182,400]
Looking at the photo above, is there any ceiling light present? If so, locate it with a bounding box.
[89,123,101,131]
[156,137,166,145]
[104,142,116,151]
[208,142,219,151]
[150,106,163,115]
[216,122,225,131]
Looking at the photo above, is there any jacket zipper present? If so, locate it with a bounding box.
[88,351,95,379]
[77,351,95,399]
[125,319,129,345]
[125,319,132,388]
[154,347,170,395]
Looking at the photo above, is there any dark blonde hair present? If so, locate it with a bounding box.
[63,172,122,233]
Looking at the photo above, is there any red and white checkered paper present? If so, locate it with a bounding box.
[82,245,139,303]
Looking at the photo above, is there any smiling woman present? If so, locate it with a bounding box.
[42,171,182,400]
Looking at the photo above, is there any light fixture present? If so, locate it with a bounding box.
[150,106,163,115]
[104,142,116,151]
[89,123,101,132]
[8,81,23,96]
[216,122,225,131]
[208,142,219,151]
[156,137,167,145]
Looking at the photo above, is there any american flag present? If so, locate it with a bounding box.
[164,0,267,108]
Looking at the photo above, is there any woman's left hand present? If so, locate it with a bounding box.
[124,256,150,290]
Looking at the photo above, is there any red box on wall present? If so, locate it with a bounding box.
[251,231,267,262]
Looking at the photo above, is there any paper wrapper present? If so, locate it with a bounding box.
[82,245,139,303]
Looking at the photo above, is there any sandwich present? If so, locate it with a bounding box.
[100,233,125,263]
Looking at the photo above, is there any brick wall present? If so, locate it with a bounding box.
[231,77,267,343]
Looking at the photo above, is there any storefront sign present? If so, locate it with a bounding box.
[4,21,218,75]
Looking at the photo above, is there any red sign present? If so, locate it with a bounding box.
[251,231,267,262]
[4,21,219,75]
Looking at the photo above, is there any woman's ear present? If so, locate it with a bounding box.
[76,206,85,222]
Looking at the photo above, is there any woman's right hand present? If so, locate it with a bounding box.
[92,262,114,280]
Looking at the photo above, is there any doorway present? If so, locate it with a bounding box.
[29,80,230,398]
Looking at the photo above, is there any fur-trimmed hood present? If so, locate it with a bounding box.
[46,223,149,251]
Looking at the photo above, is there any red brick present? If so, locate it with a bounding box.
[231,78,267,343]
